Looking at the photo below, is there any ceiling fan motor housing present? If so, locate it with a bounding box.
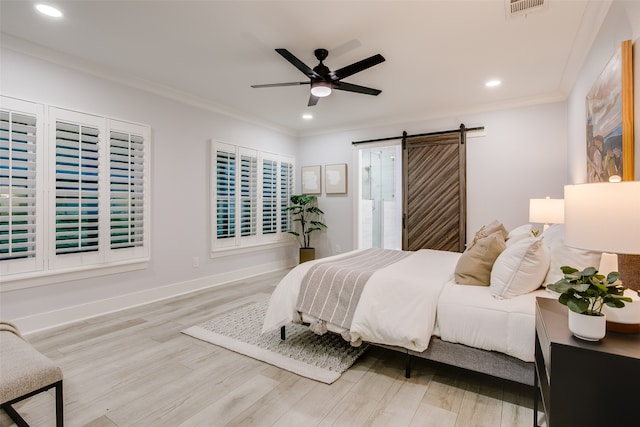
[314,48,329,62]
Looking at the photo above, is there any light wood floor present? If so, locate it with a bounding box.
[1,270,542,427]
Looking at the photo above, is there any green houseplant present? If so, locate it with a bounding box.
[547,266,631,340]
[285,194,327,262]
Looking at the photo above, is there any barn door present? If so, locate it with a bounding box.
[402,127,466,252]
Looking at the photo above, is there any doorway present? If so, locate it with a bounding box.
[356,143,402,250]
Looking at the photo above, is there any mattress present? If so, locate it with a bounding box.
[435,281,552,362]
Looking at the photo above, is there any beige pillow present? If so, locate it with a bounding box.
[467,220,508,250]
[455,231,507,286]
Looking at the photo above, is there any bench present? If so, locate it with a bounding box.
[0,321,63,426]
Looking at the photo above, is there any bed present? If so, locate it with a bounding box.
[262,222,604,386]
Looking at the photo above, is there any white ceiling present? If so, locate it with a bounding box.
[0,1,608,136]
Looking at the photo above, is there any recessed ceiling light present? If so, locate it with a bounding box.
[485,79,501,88]
[35,4,63,18]
[302,114,313,120]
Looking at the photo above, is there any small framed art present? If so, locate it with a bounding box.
[301,165,321,194]
[325,163,347,194]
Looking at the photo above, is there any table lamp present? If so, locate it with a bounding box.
[564,181,640,332]
[529,196,564,232]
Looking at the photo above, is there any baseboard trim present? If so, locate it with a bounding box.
[17,259,295,335]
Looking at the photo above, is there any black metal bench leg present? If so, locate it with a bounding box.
[1,381,63,427]
[2,403,29,427]
[280,325,286,340]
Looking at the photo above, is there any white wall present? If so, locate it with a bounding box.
[298,101,568,259]
[1,48,298,330]
[568,0,638,182]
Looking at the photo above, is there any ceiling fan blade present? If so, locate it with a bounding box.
[251,81,310,88]
[308,94,320,106]
[333,81,382,96]
[331,54,385,80]
[275,48,320,79]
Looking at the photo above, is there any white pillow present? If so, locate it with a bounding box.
[541,224,601,285]
[490,237,550,299]
[506,224,533,247]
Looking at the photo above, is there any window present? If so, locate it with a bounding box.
[1,97,150,283]
[211,141,294,253]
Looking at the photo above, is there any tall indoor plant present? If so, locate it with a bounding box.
[547,266,631,340]
[285,194,327,263]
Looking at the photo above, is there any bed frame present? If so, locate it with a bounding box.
[280,326,535,386]
[376,338,535,386]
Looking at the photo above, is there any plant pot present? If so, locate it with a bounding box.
[568,310,606,341]
[299,248,315,264]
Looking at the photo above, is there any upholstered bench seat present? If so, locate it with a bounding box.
[0,321,63,426]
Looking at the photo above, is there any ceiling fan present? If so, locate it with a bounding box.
[251,48,385,106]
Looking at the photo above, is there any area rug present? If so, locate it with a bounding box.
[182,299,369,384]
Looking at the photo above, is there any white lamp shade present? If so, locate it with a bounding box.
[529,197,564,224]
[564,182,640,254]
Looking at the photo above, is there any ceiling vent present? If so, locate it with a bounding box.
[506,0,545,18]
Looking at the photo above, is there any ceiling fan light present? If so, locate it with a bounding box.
[310,81,332,97]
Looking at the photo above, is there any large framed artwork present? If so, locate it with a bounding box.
[301,165,321,194]
[585,39,634,182]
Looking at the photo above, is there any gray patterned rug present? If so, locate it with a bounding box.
[182,299,369,384]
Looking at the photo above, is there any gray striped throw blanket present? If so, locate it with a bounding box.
[296,248,411,330]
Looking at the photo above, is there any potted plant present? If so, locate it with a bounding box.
[285,194,327,263]
[547,266,631,341]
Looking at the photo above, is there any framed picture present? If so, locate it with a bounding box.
[585,39,634,182]
[301,165,321,194]
[325,163,347,194]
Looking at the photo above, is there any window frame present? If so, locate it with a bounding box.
[1,97,151,287]
[210,140,294,256]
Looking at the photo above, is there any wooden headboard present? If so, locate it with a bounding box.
[619,254,640,291]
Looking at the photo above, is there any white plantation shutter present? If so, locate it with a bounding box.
[47,108,150,272]
[0,108,39,267]
[280,160,294,233]
[108,121,147,258]
[262,158,277,235]
[240,151,257,238]
[54,120,100,255]
[215,146,236,243]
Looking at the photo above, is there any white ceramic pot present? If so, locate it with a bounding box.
[568,310,606,341]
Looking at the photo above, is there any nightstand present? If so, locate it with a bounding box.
[534,297,640,427]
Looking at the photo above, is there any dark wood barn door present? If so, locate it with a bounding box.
[402,129,466,252]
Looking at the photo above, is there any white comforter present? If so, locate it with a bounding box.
[435,282,551,362]
[262,249,462,352]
